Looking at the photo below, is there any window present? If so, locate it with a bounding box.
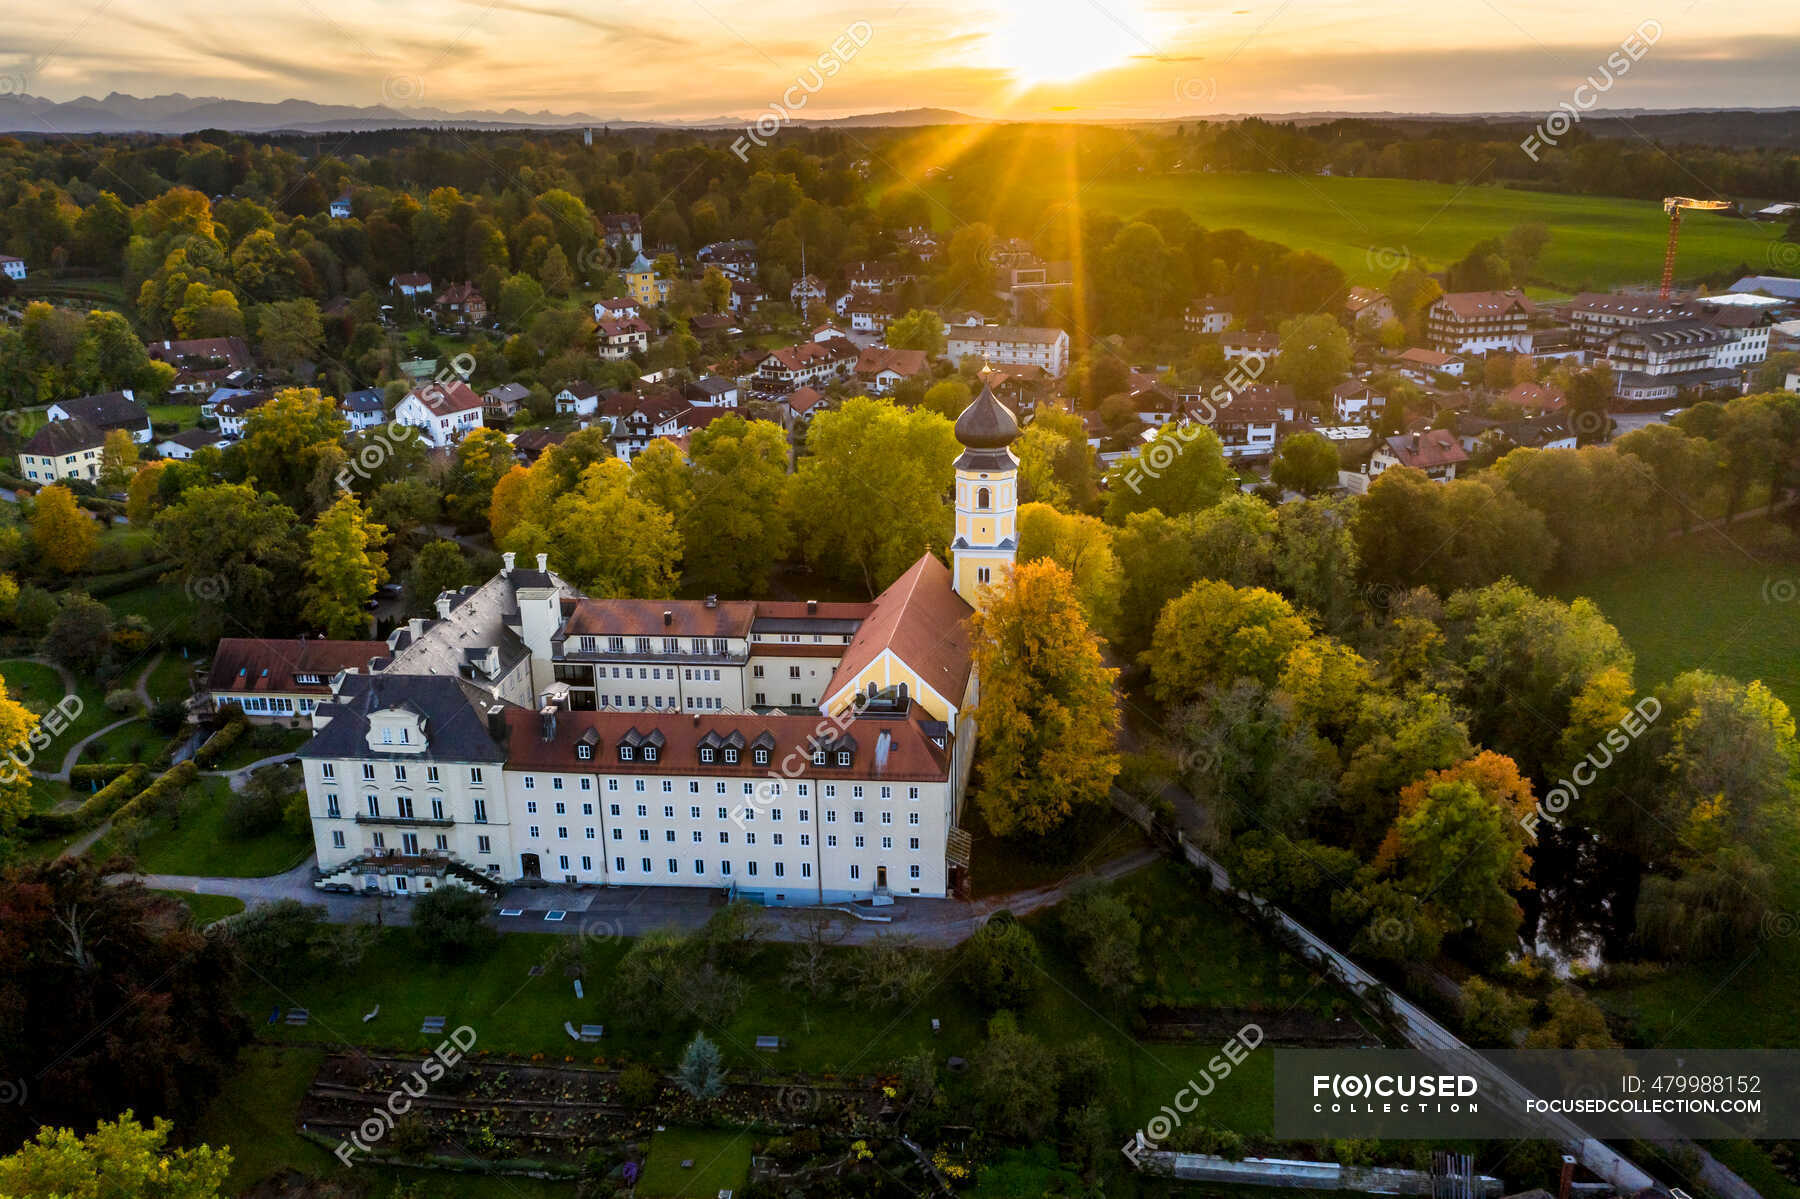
[812,749,826,765]
[611,828,622,840]
[977,485,991,509]
[667,857,678,872]
[908,786,919,800]
[909,837,920,850]
[825,809,837,823]
[478,835,491,853]
[774,862,786,878]
[802,861,813,878]
[853,810,864,824]
[609,803,621,816]
[664,830,676,843]
[827,834,838,847]
[371,833,385,849]
[692,831,703,843]
[576,744,592,761]
[854,835,865,848]
[526,800,538,814]
[557,827,568,839]
[836,750,851,766]
[881,836,892,850]
[880,811,892,825]
[639,829,649,842]
[752,664,764,678]
[473,798,488,822]
[554,801,566,815]
[325,794,340,818]
[753,748,769,765]
[849,864,861,880]
[723,748,739,764]
[607,636,625,652]
[700,747,714,763]
[430,798,444,820]
[910,864,921,879]
[788,665,801,679]
[663,804,675,818]
[747,861,758,876]
[365,795,380,817]
[427,766,439,783]
[643,745,659,762]
[322,763,336,780]
[393,765,407,782]
[616,856,626,871]
[619,745,634,761]
[637,804,648,817]
[690,805,701,818]
[331,830,345,848]
[362,764,375,780]
[641,857,651,872]
[469,767,484,784]
[978,566,991,584]
[529,825,539,837]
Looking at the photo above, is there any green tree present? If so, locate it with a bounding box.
[1273,313,1353,408]
[43,593,114,676]
[788,398,959,595]
[302,493,388,638]
[0,1111,230,1199]
[1145,581,1312,706]
[970,560,1120,837]
[252,298,323,370]
[410,884,495,959]
[700,266,731,314]
[155,483,305,636]
[405,539,474,616]
[1016,502,1120,636]
[1059,884,1141,998]
[1103,422,1229,523]
[972,1013,1059,1142]
[1269,431,1340,495]
[235,387,349,514]
[887,308,947,357]
[676,1032,726,1101]
[681,415,791,596]
[537,243,574,297]
[920,378,972,420]
[502,459,681,597]
[97,428,139,492]
[961,915,1041,1010]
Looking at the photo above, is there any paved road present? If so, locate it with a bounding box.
[129,845,1162,947]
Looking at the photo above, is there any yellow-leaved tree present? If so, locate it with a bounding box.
[302,492,388,638]
[969,559,1120,838]
[30,484,97,575]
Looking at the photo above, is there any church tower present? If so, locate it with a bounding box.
[950,382,1021,607]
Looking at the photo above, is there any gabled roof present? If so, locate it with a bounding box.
[856,346,928,378]
[1398,347,1457,367]
[1433,290,1537,319]
[159,427,232,451]
[785,387,827,415]
[563,598,757,640]
[405,380,484,415]
[392,272,432,288]
[945,324,1066,346]
[209,637,389,695]
[1383,429,1470,469]
[51,391,148,430]
[342,388,386,414]
[24,416,106,456]
[824,553,973,710]
[1344,286,1389,313]
[1503,381,1565,412]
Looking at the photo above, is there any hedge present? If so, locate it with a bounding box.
[29,764,150,834]
[70,763,138,785]
[80,562,171,599]
[193,715,249,769]
[111,760,198,826]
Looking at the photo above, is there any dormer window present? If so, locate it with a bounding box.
[753,748,769,765]
[836,750,852,766]
[723,748,739,764]
[381,729,393,744]
[812,749,826,765]
[620,745,635,762]
[643,746,658,762]
[700,747,715,763]
[607,636,625,653]
[635,637,652,654]
[576,744,593,761]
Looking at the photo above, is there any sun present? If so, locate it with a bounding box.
[985,0,1155,87]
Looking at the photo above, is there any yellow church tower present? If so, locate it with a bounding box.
[950,381,1021,607]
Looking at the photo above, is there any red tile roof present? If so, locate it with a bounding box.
[825,553,973,709]
[407,379,484,415]
[563,599,757,640]
[208,638,388,695]
[1433,290,1537,319]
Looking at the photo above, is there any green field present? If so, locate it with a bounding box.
[95,774,312,876]
[923,173,1789,292]
[1555,521,1800,712]
[0,658,111,760]
[154,889,246,925]
[636,1127,754,1198]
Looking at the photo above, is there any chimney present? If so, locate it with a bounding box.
[663,609,673,627]
[1557,1156,1575,1199]
[408,617,428,640]
[435,592,454,619]
[486,703,508,744]
[538,704,557,742]
[1411,432,1421,454]
[503,551,516,572]
[806,599,818,615]
[536,552,548,572]
[704,594,719,609]
[874,730,891,771]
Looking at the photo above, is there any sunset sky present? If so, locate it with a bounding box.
[4,0,1798,121]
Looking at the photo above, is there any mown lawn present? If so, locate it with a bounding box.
[636,1126,754,1198]
[78,717,163,765]
[0,657,112,757]
[102,580,208,647]
[144,650,198,705]
[153,889,246,925]
[96,774,312,876]
[210,724,310,772]
[909,172,1787,292]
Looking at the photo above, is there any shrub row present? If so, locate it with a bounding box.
[70,762,138,785]
[193,716,249,769]
[111,760,198,826]
[80,562,171,600]
[29,764,151,834]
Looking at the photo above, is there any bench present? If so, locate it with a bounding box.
[579,1024,604,1042]
[754,1035,783,1052]
[285,1008,310,1026]
[362,1004,380,1024]
[564,1021,581,1041]
[573,979,583,999]
[420,1016,447,1035]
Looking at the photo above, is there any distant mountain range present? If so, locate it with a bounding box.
[0,92,984,134]
[3,92,1797,136]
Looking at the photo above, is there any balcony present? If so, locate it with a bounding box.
[354,812,454,828]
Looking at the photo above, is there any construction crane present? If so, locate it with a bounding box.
[1659,196,1733,300]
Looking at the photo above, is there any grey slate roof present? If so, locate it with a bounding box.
[299,673,509,763]
[24,416,106,456]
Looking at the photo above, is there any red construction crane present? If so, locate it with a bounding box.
[1659,196,1733,300]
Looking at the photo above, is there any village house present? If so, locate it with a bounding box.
[625,254,668,309]
[434,282,487,326]
[728,279,768,314]
[593,296,641,322]
[1195,383,1297,459]
[555,381,603,418]
[391,273,434,300]
[18,418,106,483]
[46,390,153,444]
[155,427,232,460]
[394,380,486,447]
[1396,347,1464,383]
[944,325,1069,377]
[0,254,27,281]
[1330,379,1385,424]
[603,213,644,256]
[1345,286,1396,327]
[1220,331,1280,363]
[328,193,352,219]
[683,376,741,408]
[1501,381,1565,414]
[341,389,387,431]
[855,347,930,394]
[213,390,274,438]
[1369,428,1469,481]
[1426,290,1537,354]
[790,275,829,312]
[754,338,859,392]
[844,292,897,334]
[598,390,687,461]
[597,315,652,361]
[145,336,256,395]
[783,387,829,426]
[1185,296,1232,335]
[207,637,389,723]
[483,383,531,422]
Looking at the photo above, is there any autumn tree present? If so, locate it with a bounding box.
[970,560,1120,838]
[1016,502,1120,636]
[1273,313,1353,408]
[155,483,305,636]
[0,1111,230,1199]
[233,387,349,514]
[302,493,388,638]
[404,539,474,616]
[501,458,680,597]
[0,674,41,829]
[1269,431,1340,495]
[31,484,97,574]
[887,308,947,357]
[97,428,139,492]
[444,427,514,528]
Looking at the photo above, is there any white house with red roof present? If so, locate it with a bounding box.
[1369,428,1470,481]
[394,379,486,447]
[1426,290,1537,354]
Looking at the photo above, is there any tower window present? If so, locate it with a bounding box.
[976,486,991,509]
[978,567,992,583]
